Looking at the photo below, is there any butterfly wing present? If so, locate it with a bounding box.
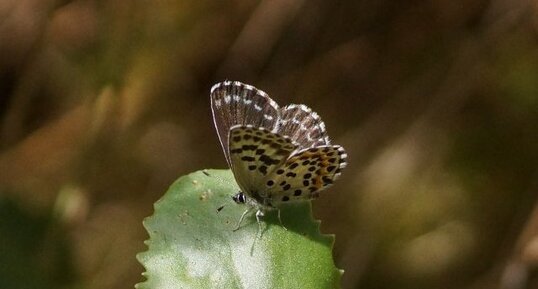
[211,81,280,166]
[228,125,297,203]
[277,104,330,149]
[263,145,347,205]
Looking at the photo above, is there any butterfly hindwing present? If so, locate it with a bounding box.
[264,145,347,205]
[228,125,297,201]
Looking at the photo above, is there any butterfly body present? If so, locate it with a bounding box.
[210,81,347,229]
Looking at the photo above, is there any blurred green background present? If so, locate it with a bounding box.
[0,0,537,288]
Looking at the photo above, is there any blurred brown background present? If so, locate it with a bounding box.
[1,0,537,288]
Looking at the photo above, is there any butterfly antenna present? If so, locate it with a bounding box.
[203,169,238,212]
[202,169,236,190]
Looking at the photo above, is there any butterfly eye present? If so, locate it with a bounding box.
[232,192,246,204]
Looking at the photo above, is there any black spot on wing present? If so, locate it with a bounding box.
[242,145,257,151]
[259,154,281,166]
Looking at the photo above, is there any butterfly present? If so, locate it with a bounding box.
[210,81,347,231]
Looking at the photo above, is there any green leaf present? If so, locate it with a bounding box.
[136,169,342,289]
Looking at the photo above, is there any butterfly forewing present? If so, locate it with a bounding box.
[277,104,330,149]
[228,125,297,201]
[211,81,280,166]
[263,145,347,205]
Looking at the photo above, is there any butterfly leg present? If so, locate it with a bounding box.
[276,209,287,230]
[233,207,252,231]
[255,210,265,238]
